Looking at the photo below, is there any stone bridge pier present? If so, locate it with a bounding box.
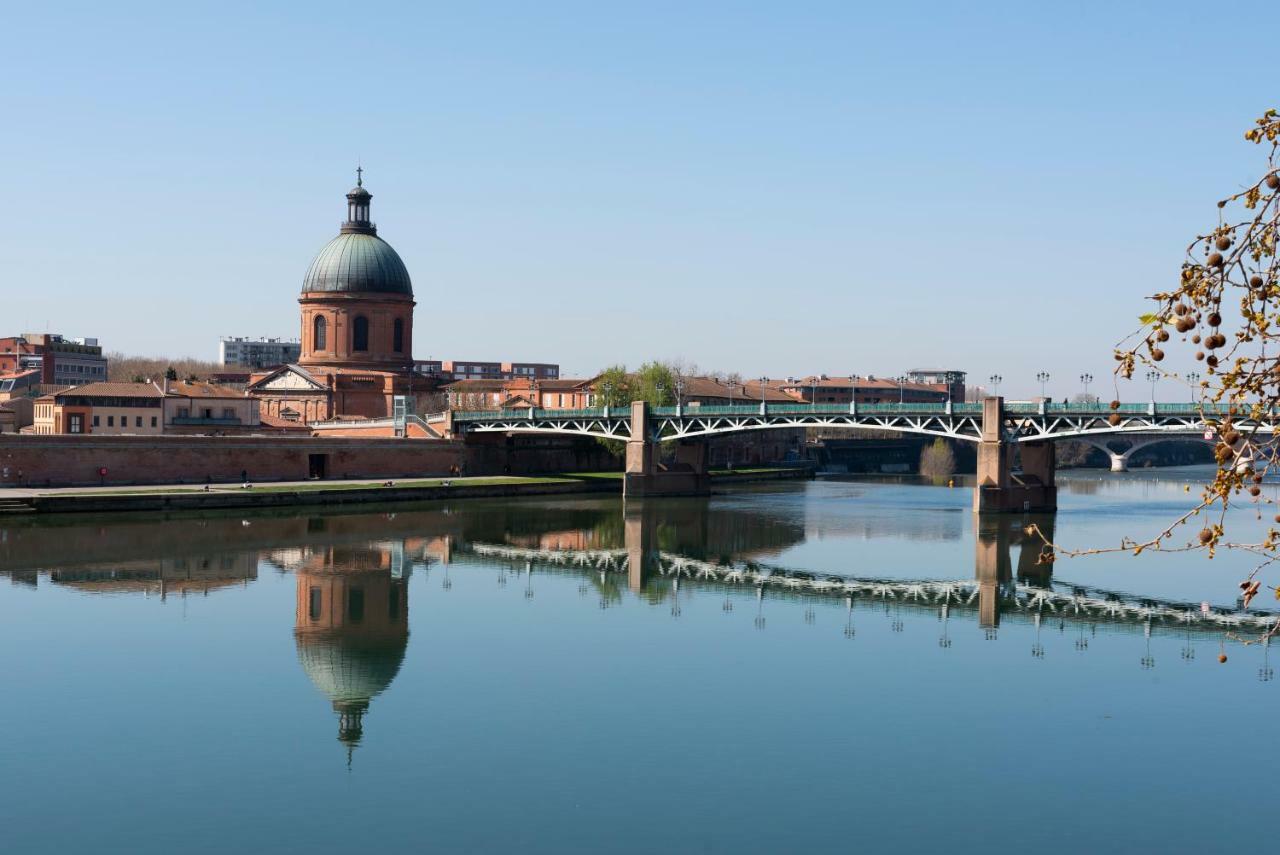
[624,401,710,499]
[974,397,1057,514]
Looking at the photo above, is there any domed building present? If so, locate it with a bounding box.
[249,172,436,423]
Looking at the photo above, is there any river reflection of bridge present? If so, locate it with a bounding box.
[3,493,1278,741]
[454,507,1280,640]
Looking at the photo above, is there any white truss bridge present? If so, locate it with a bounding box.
[449,401,1280,445]
[460,542,1280,635]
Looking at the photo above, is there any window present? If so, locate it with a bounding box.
[151,417,157,428]
[68,414,83,434]
[352,316,369,352]
[309,587,322,621]
[135,416,142,428]
[202,408,213,419]
[92,415,100,427]
[313,315,327,351]
[177,407,189,418]
[393,318,404,353]
[222,408,235,419]
[107,415,114,427]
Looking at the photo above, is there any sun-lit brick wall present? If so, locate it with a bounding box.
[0,435,467,487]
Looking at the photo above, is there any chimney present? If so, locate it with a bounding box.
[162,377,169,395]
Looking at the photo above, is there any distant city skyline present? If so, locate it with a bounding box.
[1,2,1275,400]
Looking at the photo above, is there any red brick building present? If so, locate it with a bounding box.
[249,174,436,423]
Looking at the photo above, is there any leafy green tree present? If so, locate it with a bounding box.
[593,362,677,408]
[592,361,680,456]
[164,365,178,381]
[594,365,634,408]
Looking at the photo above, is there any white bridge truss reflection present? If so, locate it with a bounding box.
[459,542,1280,637]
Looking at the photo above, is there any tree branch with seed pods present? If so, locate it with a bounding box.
[1048,110,1280,629]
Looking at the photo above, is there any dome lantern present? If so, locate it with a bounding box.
[342,166,375,235]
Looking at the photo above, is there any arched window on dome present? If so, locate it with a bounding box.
[313,315,327,352]
[353,316,369,352]
[393,318,404,353]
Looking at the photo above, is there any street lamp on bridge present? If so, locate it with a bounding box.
[1187,371,1201,402]
[988,374,1002,398]
[1036,371,1050,399]
[1080,373,1093,401]
[1146,370,1159,401]
[897,375,907,405]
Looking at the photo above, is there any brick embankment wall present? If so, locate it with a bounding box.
[0,435,468,488]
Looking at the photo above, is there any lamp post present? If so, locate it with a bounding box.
[1146,370,1159,401]
[1186,371,1201,402]
[989,374,1002,398]
[1036,371,1050,399]
[811,377,818,409]
[1079,373,1093,402]
[898,375,906,405]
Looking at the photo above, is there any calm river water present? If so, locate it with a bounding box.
[1,468,1276,853]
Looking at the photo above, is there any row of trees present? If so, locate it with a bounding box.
[107,353,228,384]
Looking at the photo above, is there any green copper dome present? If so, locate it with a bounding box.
[301,174,414,296]
[301,232,413,296]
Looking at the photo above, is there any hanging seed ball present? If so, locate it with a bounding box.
[1215,236,1232,251]
[1225,430,1241,445]
[1208,312,1222,327]
[1208,253,1224,268]
[1110,400,1120,410]
[1195,351,1205,361]
[1250,485,1262,497]
[1267,174,1280,190]
[1273,514,1280,524]
[1191,333,1201,343]
[1251,276,1264,288]
[1151,348,1164,361]
[1174,303,1189,315]
[1253,473,1264,484]
[1156,329,1170,342]
[1206,355,1218,367]
[1198,528,1214,544]
[1218,652,1228,664]
[1108,413,1122,426]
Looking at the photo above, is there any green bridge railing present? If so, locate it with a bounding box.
[452,401,1256,422]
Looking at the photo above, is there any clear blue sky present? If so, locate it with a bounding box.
[1,1,1273,399]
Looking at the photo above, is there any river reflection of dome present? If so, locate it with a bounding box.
[293,546,410,763]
